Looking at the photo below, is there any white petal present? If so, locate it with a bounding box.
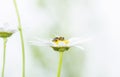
[74,46,85,50]
[0,23,5,31]
[29,41,52,46]
[29,38,52,46]
[0,22,17,33]
[69,37,92,46]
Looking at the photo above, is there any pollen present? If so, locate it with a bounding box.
[51,37,70,51]
[53,40,69,45]
[64,40,69,44]
[52,36,69,46]
[54,40,60,45]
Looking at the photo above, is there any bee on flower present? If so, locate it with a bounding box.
[30,36,91,52]
[30,36,91,77]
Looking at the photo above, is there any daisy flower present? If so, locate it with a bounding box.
[0,22,17,77]
[30,36,91,77]
[0,23,17,38]
[30,36,91,52]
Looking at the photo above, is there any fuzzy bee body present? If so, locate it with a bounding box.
[52,37,65,42]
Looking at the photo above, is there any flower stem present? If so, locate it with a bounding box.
[1,38,7,77]
[57,52,64,77]
[13,0,25,77]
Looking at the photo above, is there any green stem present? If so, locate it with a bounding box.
[1,38,7,77]
[13,0,25,77]
[57,52,64,77]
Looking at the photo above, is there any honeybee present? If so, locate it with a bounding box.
[52,36,64,42]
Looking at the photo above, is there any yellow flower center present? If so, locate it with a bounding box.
[52,37,70,52]
[54,40,69,45]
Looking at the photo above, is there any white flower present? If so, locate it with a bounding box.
[0,23,17,38]
[30,36,91,52]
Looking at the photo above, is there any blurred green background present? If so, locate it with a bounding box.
[1,0,120,77]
